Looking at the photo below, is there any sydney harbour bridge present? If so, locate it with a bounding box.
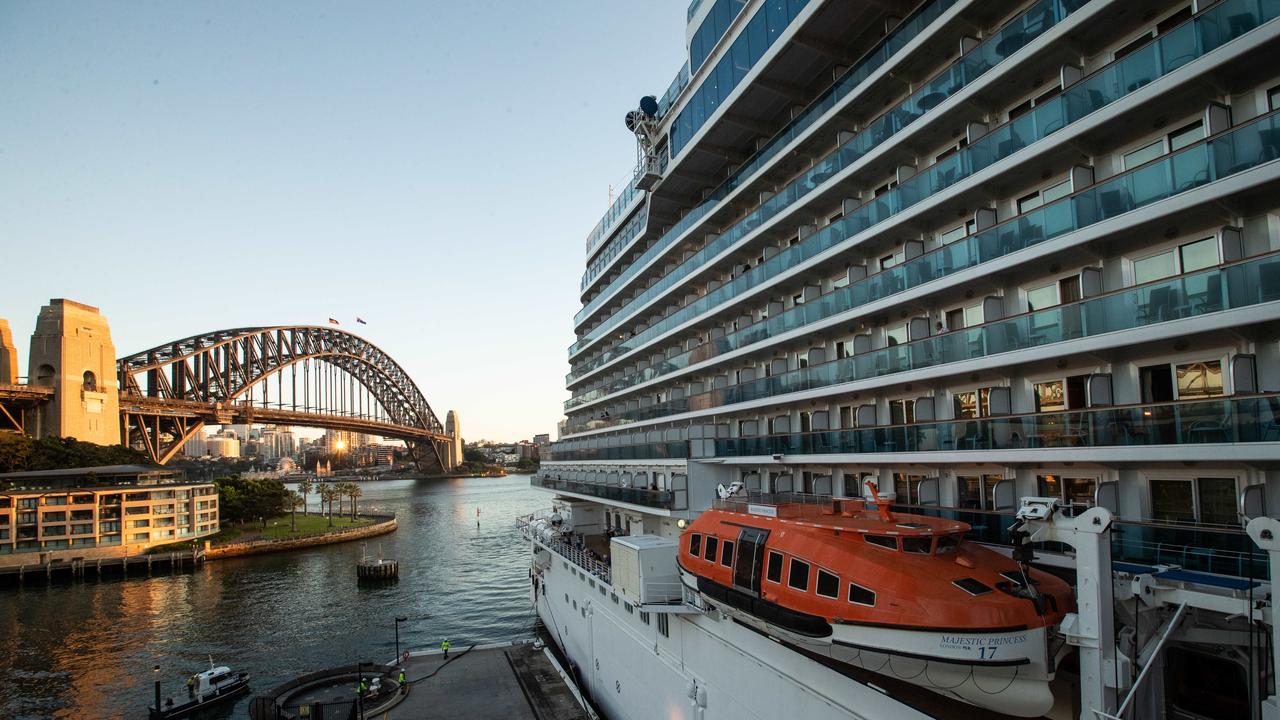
[0,303,458,474]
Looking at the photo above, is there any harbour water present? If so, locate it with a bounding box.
[0,474,545,720]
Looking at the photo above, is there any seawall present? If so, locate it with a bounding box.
[207,515,398,560]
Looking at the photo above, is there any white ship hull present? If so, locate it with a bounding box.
[530,539,935,720]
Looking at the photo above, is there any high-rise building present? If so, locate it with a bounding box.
[183,432,208,458]
[529,2,1280,719]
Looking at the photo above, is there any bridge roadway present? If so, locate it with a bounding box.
[119,395,451,444]
[0,383,54,433]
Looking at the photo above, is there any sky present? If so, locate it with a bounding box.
[0,0,689,443]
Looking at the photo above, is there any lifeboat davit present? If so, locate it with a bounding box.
[678,494,1073,717]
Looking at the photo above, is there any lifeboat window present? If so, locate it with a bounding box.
[936,534,962,554]
[865,535,897,550]
[816,569,840,599]
[765,551,783,583]
[953,577,994,596]
[787,558,810,591]
[704,536,719,562]
[848,582,876,607]
[720,540,735,567]
[689,533,703,557]
[902,536,932,554]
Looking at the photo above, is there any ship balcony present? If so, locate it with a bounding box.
[565,247,1280,430]
[530,475,682,512]
[715,490,1268,582]
[714,394,1280,462]
[568,1,1280,376]
[572,0,1102,358]
[887,500,1268,583]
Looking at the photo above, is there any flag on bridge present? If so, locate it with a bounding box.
[357,317,367,325]
[328,318,340,325]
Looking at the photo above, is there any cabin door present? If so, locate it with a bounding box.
[732,527,770,597]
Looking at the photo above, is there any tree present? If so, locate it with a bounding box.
[212,475,288,525]
[334,482,346,517]
[296,476,313,516]
[347,483,362,520]
[286,490,304,531]
[318,483,337,528]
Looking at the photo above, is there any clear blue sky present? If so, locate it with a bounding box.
[0,1,689,442]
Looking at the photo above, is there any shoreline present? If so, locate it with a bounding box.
[205,514,398,560]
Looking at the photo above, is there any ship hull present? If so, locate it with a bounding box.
[530,540,935,720]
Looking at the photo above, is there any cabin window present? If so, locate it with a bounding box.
[865,535,897,550]
[765,551,783,583]
[848,582,876,606]
[658,614,670,637]
[689,533,702,557]
[901,537,931,554]
[704,536,719,562]
[935,534,962,554]
[953,577,994,596]
[720,540,735,567]
[787,558,810,591]
[640,611,650,625]
[816,569,840,599]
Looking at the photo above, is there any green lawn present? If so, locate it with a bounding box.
[255,513,371,539]
[146,513,373,553]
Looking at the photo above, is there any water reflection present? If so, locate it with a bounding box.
[0,475,545,719]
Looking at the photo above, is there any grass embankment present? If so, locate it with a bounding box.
[148,514,372,553]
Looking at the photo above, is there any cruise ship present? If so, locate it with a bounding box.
[524,1,1280,718]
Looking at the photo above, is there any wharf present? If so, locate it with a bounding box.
[388,641,590,720]
[252,641,592,720]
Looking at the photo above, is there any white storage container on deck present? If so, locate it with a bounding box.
[610,535,681,605]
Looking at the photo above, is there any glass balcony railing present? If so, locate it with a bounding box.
[550,440,689,463]
[572,0,963,332]
[532,475,676,510]
[583,205,649,291]
[571,0,1084,356]
[891,503,1268,580]
[568,0,1279,382]
[565,110,1280,428]
[716,394,1280,457]
[584,178,641,260]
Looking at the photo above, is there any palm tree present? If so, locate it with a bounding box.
[297,476,313,516]
[335,482,347,518]
[347,483,362,520]
[286,490,303,531]
[319,484,337,527]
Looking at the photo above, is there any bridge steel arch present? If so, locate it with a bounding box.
[116,326,454,471]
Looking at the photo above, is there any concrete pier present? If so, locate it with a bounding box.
[388,642,590,720]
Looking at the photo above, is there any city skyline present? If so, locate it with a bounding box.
[0,1,688,441]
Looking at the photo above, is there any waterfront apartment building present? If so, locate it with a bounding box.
[0,464,219,568]
[545,0,1280,576]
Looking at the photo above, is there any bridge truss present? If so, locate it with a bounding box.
[116,326,454,471]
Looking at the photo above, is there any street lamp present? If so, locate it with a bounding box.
[394,616,408,663]
[152,664,161,715]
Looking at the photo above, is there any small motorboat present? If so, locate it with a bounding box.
[149,661,250,719]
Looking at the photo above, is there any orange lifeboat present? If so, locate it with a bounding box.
[678,494,1073,717]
